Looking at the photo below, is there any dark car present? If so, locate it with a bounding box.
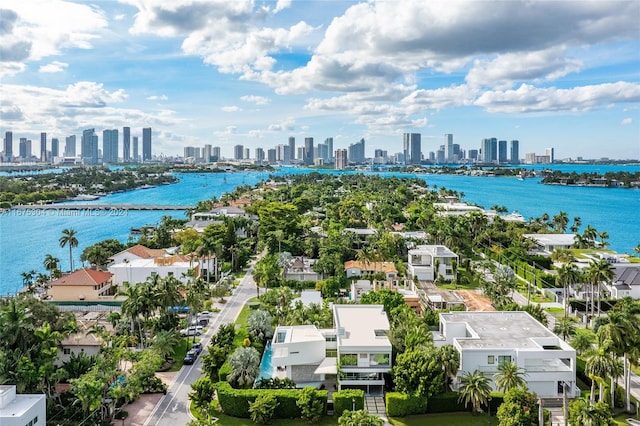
[192,342,203,355]
[183,349,198,365]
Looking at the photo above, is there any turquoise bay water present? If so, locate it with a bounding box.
[1,165,638,295]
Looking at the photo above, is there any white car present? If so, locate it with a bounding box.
[179,326,203,337]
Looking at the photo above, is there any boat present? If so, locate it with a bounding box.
[70,194,100,201]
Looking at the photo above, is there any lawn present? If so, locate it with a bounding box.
[164,338,190,372]
[389,413,499,425]
[544,307,565,315]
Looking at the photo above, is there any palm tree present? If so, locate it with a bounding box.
[43,254,60,279]
[457,370,492,415]
[552,211,569,233]
[59,228,79,271]
[493,361,527,393]
[570,328,595,356]
[586,259,613,318]
[152,330,181,363]
[586,338,616,403]
[227,346,260,389]
[556,261,580,319]
[437,345,460,392]
[554,317,577,342]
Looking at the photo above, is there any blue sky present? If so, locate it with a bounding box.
[1,0,639,160]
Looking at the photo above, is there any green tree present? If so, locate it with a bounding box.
[497,387,539,426]
[338,409,384,426]
[249,393,278,424]
[568,398,615,426]
[247,309,274,346]
[391,347,444,397]
[493,361,527,393]
[296,386,325,424]
[80,239,126,269]
[189,376,217,411]
[570,328,595,356]
[586,259,614,318]
[437,345,460,392]
[554,317,577,342]
[43,253,60,279]
[457,370,492,415]
[59,228,79,271]
[151,329,181,363]
[359,289,405,317]
[227,346,260,388]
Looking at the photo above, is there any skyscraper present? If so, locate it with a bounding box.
[288,137,295,161]
[234,144,244,160]
[498,140,508,163]
[255,147,265,163]
[4,131,13,161]
[335,149,348,170]
[481,138,497,164]
[142,127,152,161]
[545,147,554,163]
[102,129,119,164]
[304,137,314,165]
[123,126,131,162]
[212,146,221,161]
[40,132,47,162]
[267,148,277,163]
[444,134,453,163]
[132,136,139,162]
[81,128,98,164]
[19,138,32,159]
[203,144,212,162]
[65,135,76,157]
[325,137,334,162]
[51,138,59,158]
[403,133,421,165]
[509,140,519,164]
[348,138,365,163]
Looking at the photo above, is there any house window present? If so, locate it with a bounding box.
[326,349,337,357]
[63,348,71,355]
[370,353,390,366]
[359,353,368,359]
[340,354,358,366]
[487,355,495,364]
[325,335,337,342]
[498,355,511,364]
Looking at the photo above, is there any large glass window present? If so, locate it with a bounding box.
[340,353,358,366]
[370,353,390,366]
[326,349,337,357]
[498,355,512,364]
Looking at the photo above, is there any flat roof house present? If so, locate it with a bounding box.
[407,245,458,281]
[433,311,579,398]
[523,234,577,256]
[0,385,46,426]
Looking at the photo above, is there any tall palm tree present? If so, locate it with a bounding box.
[437,345,460,392]
[457,370,492,415]
[554,317,577,342]
[493,360,527,393]
[586,259,613,318]
[43,254,60,279]
[556,261,580,319]
[585,338,616,403]
[59,228,79,271]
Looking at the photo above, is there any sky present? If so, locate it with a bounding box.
[1,0,639,160]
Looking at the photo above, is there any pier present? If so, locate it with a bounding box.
[11,204,194,211]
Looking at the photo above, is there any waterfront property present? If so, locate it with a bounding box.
[108,254,199,286]
[47,268,114,302]
[523,233,577,256]
[407,245,459,281]
[344,260,398,281]
[0,385,46,426]
[606,264,640,299]
[266,304,392,395]
[109,244,167,264]
[433,311,579,398]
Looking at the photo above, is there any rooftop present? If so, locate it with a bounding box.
[273,325,325,345]
[439,311,572,351]
[523,233,577,247]
[49,268,112,287]
[0,385,44,417]
[344,260,398,274]
[109,257,193,269]
[333,305,391,349]
[409,244,458,257]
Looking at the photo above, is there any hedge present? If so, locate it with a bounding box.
[333,389,365,417]
[385,392,428,417]
[426,391,504,414]
[218,362,232,382]
[216,382,328,419]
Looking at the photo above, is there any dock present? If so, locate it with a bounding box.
[11,204,194,211]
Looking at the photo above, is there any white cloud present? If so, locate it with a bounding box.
[474,82,640,113]
[221,106,242,112]
[0,1,107,75]
[267,117,295,132]
[274,0,292,14]
[146,94,168,101]
[240,95,270,105]
[621,117,633,125]
[214,126,237,137]
[38,61,68,73]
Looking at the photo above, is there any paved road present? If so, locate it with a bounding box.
[144,262,258,426]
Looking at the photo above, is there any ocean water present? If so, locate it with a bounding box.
[1,165,638,295]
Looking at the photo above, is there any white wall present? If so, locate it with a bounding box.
[272,339,325,367]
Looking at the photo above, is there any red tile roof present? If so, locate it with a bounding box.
[50,268,113,286]
[124,244,165,259]
[344,260,398,274]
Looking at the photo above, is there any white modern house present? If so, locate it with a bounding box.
[109,244,167,265]
[407,245,458,281]
[433,311,579,398]
[523,234,577,256]
[268,304,392,395]
[0,385,46,426]
[108,255,200,286]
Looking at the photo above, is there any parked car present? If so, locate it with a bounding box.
[192,342,203,355]
[198,311,211,318]
[179,326,203,337]
[190,317,209,327]
[183,349,198,365]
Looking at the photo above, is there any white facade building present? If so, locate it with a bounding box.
[434,311,579,398]
[0,385,46,426]
[407,245,458,281]
[523,234,577,256]
[108,256,199,286]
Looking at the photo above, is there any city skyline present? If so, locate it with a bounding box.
[1,1,639,160]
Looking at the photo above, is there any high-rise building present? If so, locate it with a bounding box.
[481,138,497,164]
[267,148,277,163]
[325,137,334,162]
[244,148,249,159]
[102,129,119,164]
[65,135,76,157]
[51,138,59,158]
[444,134,453,163]
[304,137,314,165]
[403,133,421,165]
[498,140,508,163]
[40,132,47,162]
[234,144,244,160]
[453,143,462,161]
[212,146,221,161]
[436,149,445,163]
[203,144,212,162]
[545,147,554,163]
[276,144,291,163]
[142,127,152,161]
[297,146,305,161]
[132,136,139,162]
[184,146,199,160]
[288,137,295,161]
[81,128,98,164]
[255,147,265,163]
[509,140,519,164]
[19,138,32,159]
[4,131,13,161]
[348,138,365,163]
[316,143,329,163]
[335,149,348,170]
[123,127,131,162]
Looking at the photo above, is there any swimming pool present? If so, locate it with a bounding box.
[256,341,274,384]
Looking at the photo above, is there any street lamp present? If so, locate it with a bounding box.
[487,396,492,425]
[352,397,355,412]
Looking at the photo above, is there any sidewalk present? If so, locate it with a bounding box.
[121,371,178,425]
